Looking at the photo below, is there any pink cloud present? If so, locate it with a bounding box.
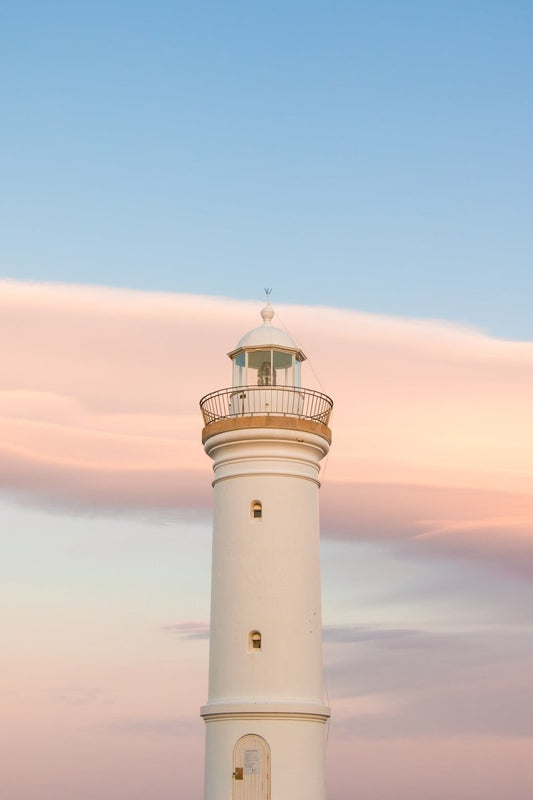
[161,621,210,639]
[2,279,532,571]
[326,737,533,800]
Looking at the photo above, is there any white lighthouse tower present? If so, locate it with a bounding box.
[199,300,333,800]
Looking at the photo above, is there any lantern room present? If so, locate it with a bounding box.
[227,303,306,388]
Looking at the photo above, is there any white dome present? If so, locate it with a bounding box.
[235,304,299,351]
[237,324,297,349]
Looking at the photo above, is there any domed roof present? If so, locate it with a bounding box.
[230,304,305,358]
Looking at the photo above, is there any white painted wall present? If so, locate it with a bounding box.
[202,425,330,799]
[204,715,328,800]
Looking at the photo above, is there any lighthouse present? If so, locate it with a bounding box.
[199,300,333,800]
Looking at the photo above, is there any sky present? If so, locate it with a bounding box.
[1,3,532,800]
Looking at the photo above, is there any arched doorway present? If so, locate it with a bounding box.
[232,734,271,799]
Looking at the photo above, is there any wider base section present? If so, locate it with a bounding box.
[203,707,329,800]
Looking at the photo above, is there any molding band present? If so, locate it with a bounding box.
[212,471,321,488]
[201,702,330,723]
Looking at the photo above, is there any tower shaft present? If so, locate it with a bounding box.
[199,305,332,800]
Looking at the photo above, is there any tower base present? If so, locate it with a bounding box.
[202,704,330,800]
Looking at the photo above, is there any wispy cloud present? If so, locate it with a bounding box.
[325,624,533,738]
[51,685,108,706]
[1,279,532,573]
[161,620,210,639]
[323,624,452,648]
[106,716,200,737]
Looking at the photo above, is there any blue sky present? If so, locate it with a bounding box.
[2,0,532,337]
[2,5,533,798]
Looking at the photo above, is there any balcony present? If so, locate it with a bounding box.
[200,385,333,428]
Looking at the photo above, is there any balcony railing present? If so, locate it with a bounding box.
[200,385,333,427]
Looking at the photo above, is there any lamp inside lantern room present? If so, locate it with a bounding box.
[231,347,302,388]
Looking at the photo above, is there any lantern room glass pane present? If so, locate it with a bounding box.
[233,352,245,387]
[248,350,273,386]
[294,359,301,387]
[273,350,294,386]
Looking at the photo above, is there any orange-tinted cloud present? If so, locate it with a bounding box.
[1,279,532,571]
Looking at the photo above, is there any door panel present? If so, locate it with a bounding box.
[232,734,270,800]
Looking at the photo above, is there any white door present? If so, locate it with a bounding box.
[232,734,270,800]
